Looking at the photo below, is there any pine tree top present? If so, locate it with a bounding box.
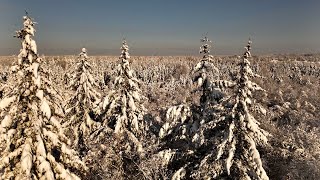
[120,39,130,61]
[15,15,36,39]
[79,47,88,60]
[199,36,213,61]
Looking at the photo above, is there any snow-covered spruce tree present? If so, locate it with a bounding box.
[159,36,234,150]
[191,40,269,179]
[85,40,148,179]
[94,39,147,152]
[156,37,235,180]
[194,36,220,109]
[159,36,213,143]
[0,14,85,179]
[64,48,100,156]
[193,36,234,117]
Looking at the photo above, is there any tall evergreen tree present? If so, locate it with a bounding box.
[94,39,147,152]
[194,36,221,110]
[157,37,233,179]
[0,14,85,179]
[157,39,268,180]
[192,39,269,179]
[85,39,148,179]
[64,48,100,156]
[159,36,234,142]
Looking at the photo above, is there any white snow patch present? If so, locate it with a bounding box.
[41,100,51,119]
[0,96,16,110]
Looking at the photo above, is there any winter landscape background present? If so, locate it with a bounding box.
[1,52,319,179]
[0,0,320,179]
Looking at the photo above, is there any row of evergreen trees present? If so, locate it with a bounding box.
[0,14,269,180]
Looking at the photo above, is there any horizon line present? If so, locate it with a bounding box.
[0,52,319,57]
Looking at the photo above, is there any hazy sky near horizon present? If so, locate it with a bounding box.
[0,0,319,56]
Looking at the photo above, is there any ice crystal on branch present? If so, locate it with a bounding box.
[0,14,85,179]
[64,48,100,156]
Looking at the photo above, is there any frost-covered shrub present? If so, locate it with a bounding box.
[63,48,100,156]
[0,14,85,179]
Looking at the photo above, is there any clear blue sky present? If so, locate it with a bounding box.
[0,0,319,55]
